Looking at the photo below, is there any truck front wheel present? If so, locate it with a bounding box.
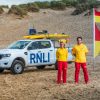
[11,60,24,74]
[0,68,4,73]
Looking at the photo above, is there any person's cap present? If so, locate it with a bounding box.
[59,39,67,44]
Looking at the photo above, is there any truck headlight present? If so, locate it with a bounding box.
[2,54,11,57]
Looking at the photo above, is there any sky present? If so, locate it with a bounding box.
[0,0,51,7]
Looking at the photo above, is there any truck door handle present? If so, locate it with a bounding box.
[50,50,53,51]
[38,51,41,52]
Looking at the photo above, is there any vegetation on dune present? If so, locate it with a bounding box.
[19,3,40,12]
[0,0,99,16]
[8,3,39,17]
[0,6,4,14]
[71,0,100,15]
[8,5,27,17]
[35,1,67,10]
[33,0,100,14]
[35,1,50,9]
[50,1,66,10]
[0,5,9,8]
[61,0,78,7]
[49,0,99,15]
[26,3,39,12]
[18,4,28,11]
[71,3,89,15]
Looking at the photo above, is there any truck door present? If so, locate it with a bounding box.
[27,41,55,66]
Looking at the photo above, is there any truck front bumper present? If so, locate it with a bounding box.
[0,59,12,68]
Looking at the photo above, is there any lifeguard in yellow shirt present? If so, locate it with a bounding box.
[56,39,68,84]
[72,37,89,84]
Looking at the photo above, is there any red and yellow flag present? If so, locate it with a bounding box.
[94,9,100,57]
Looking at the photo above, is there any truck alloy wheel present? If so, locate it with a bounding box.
[11,60,24,74]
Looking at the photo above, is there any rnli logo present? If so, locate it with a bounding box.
[30,52,50,64]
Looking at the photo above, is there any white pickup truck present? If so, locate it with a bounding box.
[0,39,73,74]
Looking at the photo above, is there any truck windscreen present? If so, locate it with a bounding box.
[7,41,31,49]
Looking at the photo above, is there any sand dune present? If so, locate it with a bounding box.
[0,8,92,46]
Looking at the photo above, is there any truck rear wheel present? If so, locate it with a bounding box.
[11,60,24,74]
[36,66,45,69]
[0,68,4,73]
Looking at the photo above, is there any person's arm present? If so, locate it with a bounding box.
[66,49,68,59]
[56,49,59,60]
[85,45,89,55]
[72,47,76,56]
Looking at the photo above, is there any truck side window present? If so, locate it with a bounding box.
[28,42,38,50]
[38,41,51,49]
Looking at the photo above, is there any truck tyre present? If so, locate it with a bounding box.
[37,66,45,69]
[55,61,58,70]
[0,68,4,73]
[11,60,24,74]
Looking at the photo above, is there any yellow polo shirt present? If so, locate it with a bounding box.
[56,48,68,61]
[72,44,88,63]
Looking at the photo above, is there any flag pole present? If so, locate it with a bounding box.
[93,8,95,70]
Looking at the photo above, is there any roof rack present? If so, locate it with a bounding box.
[23,33,69,40]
